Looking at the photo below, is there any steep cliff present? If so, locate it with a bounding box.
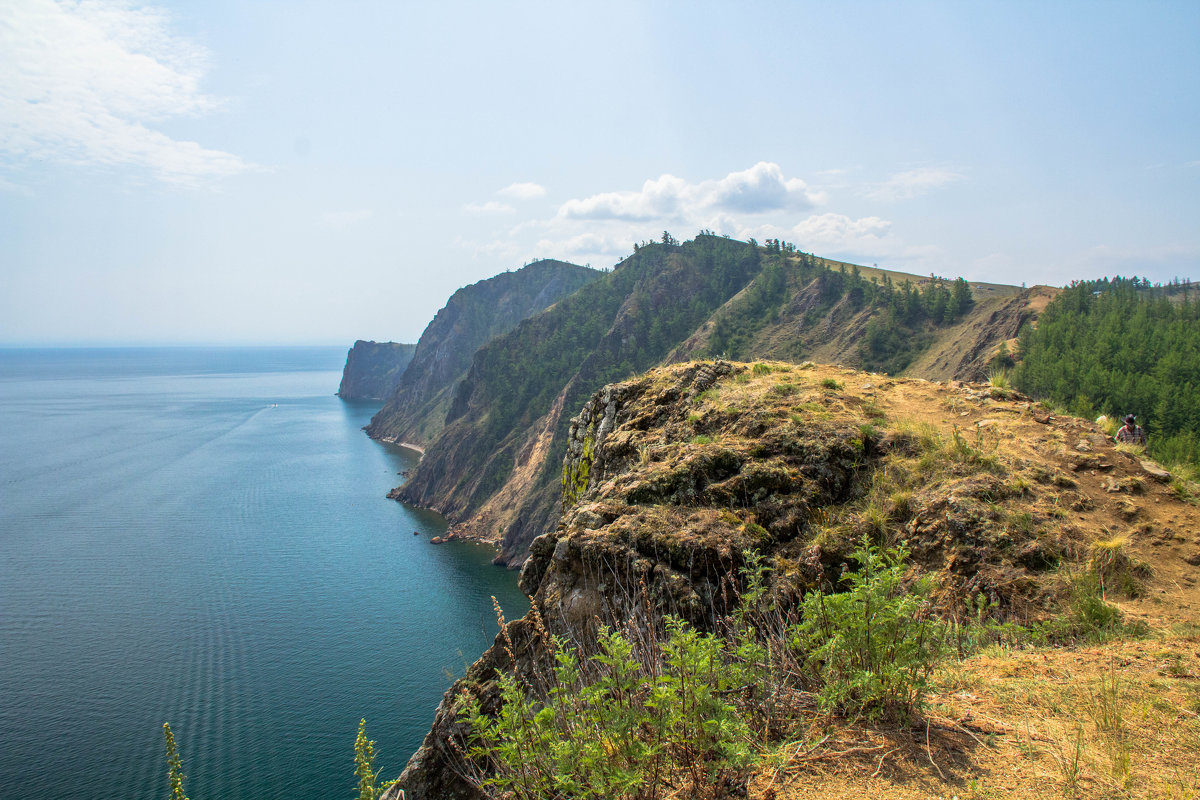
[391,237,1048,568]
[386,360,1200,800]
[392,235,765,564]
[336,340,416,400]
[365,259,599,447]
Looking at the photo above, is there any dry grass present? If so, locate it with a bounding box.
[548,360,1200,799]
[756,637,1200,800]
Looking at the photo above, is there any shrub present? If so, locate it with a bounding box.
[163,723,189,800]
[461,619,760,800]
[355,719,383,800]
[790,536,947,722]
[820,378,842,391]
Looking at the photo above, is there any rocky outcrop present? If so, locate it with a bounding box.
[336,341,416,400]
[389,360,1122,797]
[394,236,766,564]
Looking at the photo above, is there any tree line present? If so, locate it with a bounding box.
[1013,277,1200,466]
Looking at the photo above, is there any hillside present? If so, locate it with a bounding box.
[365,259,600,447]
[669,243,1053,381]
[336,340,416,400]
[386,360,1200,800]
[391,236,1044,567]
[392,235,765,565]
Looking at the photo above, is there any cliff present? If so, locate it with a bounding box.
[392,236,765,565]
[336,340,416,400]
[386,360,1200,800]
[391,237,1047,568]
[365,259,599,447]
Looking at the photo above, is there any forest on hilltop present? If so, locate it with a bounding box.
[1013,276,1200,466]
[705,237,975,375]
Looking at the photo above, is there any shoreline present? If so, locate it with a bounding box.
[379,435,425,458]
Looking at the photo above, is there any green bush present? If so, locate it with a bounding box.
[462,620,760,800]
[790,537,946,722]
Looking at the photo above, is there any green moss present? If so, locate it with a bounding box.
[562,425,596,511]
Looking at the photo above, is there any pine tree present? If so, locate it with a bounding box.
[163,723,189,800]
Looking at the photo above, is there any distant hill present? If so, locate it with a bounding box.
[384,235,1049,566]
[393,235,766,564]
[336,341,417,400]
[364,259,600,448]
[669,241,1048,381]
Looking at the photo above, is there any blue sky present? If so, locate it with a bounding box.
[1,1,1197,345]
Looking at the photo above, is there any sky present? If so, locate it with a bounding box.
[1,1,1197,346]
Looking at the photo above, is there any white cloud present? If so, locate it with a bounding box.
[0,0,249,184]
[558,162,821,222]
[497,181,546,200]
[867,167,964,201]
[465,163,954,273]
[533,231,632,261]
[790,213,892,248]
[464,200,515,214]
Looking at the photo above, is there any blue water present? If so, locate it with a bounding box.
[0,348,528,800]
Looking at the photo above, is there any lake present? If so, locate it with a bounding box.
[0,347,528,799]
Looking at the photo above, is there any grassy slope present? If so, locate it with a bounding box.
[670,251,1049,382]
[715,363,1200,800]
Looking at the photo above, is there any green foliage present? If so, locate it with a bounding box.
[1013,277,1200,467]
[461,620,759,800]
[855,276,974,374]
[791,536,947,722]
[988,341,1016,372]
[445,235,764,505]
[163,722,189,800]
[705,250,975,372]
[1031,569,1146,645]
[820,378,842,391]
[562,427,595,511]
[355,719,381,800]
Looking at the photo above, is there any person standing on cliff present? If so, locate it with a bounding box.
[1115,414,1147,446]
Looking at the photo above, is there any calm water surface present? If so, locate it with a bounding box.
[0,348,528,800]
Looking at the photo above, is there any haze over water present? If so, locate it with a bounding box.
[0,347,527,800]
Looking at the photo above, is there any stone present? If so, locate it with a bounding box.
[1140,461,1171,482]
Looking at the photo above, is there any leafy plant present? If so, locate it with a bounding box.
[355,719,383,800]
[163,723,189,800]
[461,617,760,800]
[790,536,947,722]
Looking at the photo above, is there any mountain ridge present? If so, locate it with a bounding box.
[378,236,1052,567]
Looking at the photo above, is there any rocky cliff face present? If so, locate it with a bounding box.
[387,358,1200,798]
[389,240,1052,572]
[365,259,598,447]
[392,236,765,564]
[336,340,416,400]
